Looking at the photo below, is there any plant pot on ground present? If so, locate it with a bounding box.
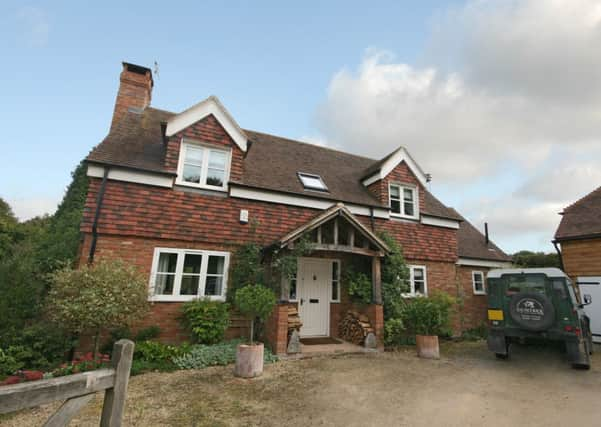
[401,292,454,360]
[233,284,276,378]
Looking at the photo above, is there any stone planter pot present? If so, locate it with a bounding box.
[416,335,440,359]
[234,343,264,378]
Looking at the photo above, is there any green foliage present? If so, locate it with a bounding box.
[234,285,277,344]
[173,339,278,370]
[400,292,455,336]
[270,236,314,282]
[46,259,149,357]
[512,250,560,268]
[0,347,24,377]
[130,341,191,375]
[229,242,264,301]
[346,270,372,305]
[384,318,406,347]
[0,198,18,260]
[461,324,489,341]
[181,299,230,344]
[135,325,162,342]
[378,232,410,319]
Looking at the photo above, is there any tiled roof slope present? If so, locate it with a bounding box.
[451,209,511,262]
[87,107,460,219]
[555,186,601,240]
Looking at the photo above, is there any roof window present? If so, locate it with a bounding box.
[298,172,328,192]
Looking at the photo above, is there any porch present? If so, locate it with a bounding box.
[264,203,389,355]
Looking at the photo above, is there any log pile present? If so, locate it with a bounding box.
[338,311,374,345]
[288,305,302,332]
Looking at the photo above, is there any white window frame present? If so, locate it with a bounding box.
[472,270,486,295]
[389,182,419,220]
[149,247,230,302]
[298,172,328,192]
[331,259,341,303]
[175,139,231,191]
[403,265,428,297]
[286,269,299,302]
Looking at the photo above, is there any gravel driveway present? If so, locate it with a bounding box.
[3,340,601,426]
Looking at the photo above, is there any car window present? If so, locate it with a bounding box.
[506,275,546,293]
[553,280,567,299]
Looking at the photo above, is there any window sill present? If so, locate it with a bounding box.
[149,295,226,303]
[174,180,228,192]
[473,291,487,296]
[402,293,427,298]
[390,213,419,221]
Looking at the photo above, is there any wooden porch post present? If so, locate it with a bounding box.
[372,256,382,304]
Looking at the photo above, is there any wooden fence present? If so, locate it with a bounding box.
[0,339,134,427]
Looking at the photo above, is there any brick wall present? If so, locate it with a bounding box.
[111,64,152,131]
[455,265,491,332]
[366,160,426,212]
[561,238,601,278]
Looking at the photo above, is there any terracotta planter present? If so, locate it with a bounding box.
[234,343,264,378]
[416,335,440,359]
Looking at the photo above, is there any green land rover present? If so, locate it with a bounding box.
[486,268,594,369]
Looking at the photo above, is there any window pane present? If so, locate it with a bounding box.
[183,164,202,183]
[289,278,297,300]
[390,185,400,199]
[414,268,424,281]
[299,173,327,190]
[332,261,339,281]
[180,275,200,295]
[403,188,414,202]
[155,274,175,295]
[208,150,226,169]
[208,256,225,275]
[404,201,415,217]
[332,262,339,301]
[205,276,223,296]
[157,253,178,273]
[183,254,202,274]
[391,199,401,214]
[206,168,225,187]
[414,280,425,295]
[185,146,203,164]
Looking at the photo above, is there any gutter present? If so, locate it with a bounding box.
[552,240,565,272]
[88,167,110,264]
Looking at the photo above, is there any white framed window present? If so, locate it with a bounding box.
[149,248,229,302]
[288,269,298,301]
[331,260,341,302]
[176,140,231,191]
[298,172,328,192]
[389,183,418,219]
[472,271,486,295]
[403,265,427,297]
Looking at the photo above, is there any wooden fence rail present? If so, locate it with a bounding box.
[0,339,134,427]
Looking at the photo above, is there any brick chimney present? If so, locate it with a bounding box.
[110,62,153,131]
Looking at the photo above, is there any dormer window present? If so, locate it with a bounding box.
[389,183,418,219]
[176,140,230,191]
[298,172,328,192]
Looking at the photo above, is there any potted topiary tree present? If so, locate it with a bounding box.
[233,284,276,378]
[401,292,454,359]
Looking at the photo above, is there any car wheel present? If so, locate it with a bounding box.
[572,340,591,370]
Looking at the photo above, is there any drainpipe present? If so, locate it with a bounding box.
[369,207,375,231]
[88,167,110,264]
[552,240,565,271]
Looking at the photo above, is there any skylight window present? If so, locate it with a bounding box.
[298,172,328,192]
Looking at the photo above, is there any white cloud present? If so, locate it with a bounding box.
[16,6,49,47]
[8,196,58,221]
[315,0,601,251]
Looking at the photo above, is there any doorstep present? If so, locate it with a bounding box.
[278,339,378,360]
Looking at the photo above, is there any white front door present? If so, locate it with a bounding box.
[298,258,331,337]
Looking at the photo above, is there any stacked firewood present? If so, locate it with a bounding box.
[338,311,374,345]
[288,305,302,332]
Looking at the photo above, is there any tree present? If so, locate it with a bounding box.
[46,260,149,358]
[378,232,410,320]
[512,250,560,268]
[234,285,276,344]
[0,197,18,259]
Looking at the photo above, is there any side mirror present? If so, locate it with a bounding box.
[583,294,592,305]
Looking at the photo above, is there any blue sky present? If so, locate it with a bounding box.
[2,0,600,254]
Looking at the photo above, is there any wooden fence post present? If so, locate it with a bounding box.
[100,339,135,427]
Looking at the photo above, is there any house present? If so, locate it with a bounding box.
[554,186,601,342]
[79,62,511,353]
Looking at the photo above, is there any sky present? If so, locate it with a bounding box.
[1,0,600,254]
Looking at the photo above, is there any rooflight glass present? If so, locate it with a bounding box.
[298,173,328,191]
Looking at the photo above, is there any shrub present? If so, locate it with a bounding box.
[401,292,455,336]
[135,325,162,342]
[234,285,276,344]
[0,347,23,378]
[173,340,277,370]
[134,341,190,363]
[229,242,264,301]
[378,232,410,319]
[346,271,372,305]
[461,324,488,341]
[384,318,405,347]
[50,352,111,377]
[181,299,230,344]
[46,259,149,358]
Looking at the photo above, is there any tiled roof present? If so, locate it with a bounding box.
[555,186,601,240]
[452,209,512,262]
[87,107,461,219]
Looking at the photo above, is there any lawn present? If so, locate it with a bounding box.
[3,341,601,426]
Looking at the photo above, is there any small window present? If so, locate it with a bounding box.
[403,265,427,297]
[472,271,486,295]
[389,183,418,219]
[177,141,230,190]
[150,248,229,301]
[331,260,340,302]
[298,172,328,192]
